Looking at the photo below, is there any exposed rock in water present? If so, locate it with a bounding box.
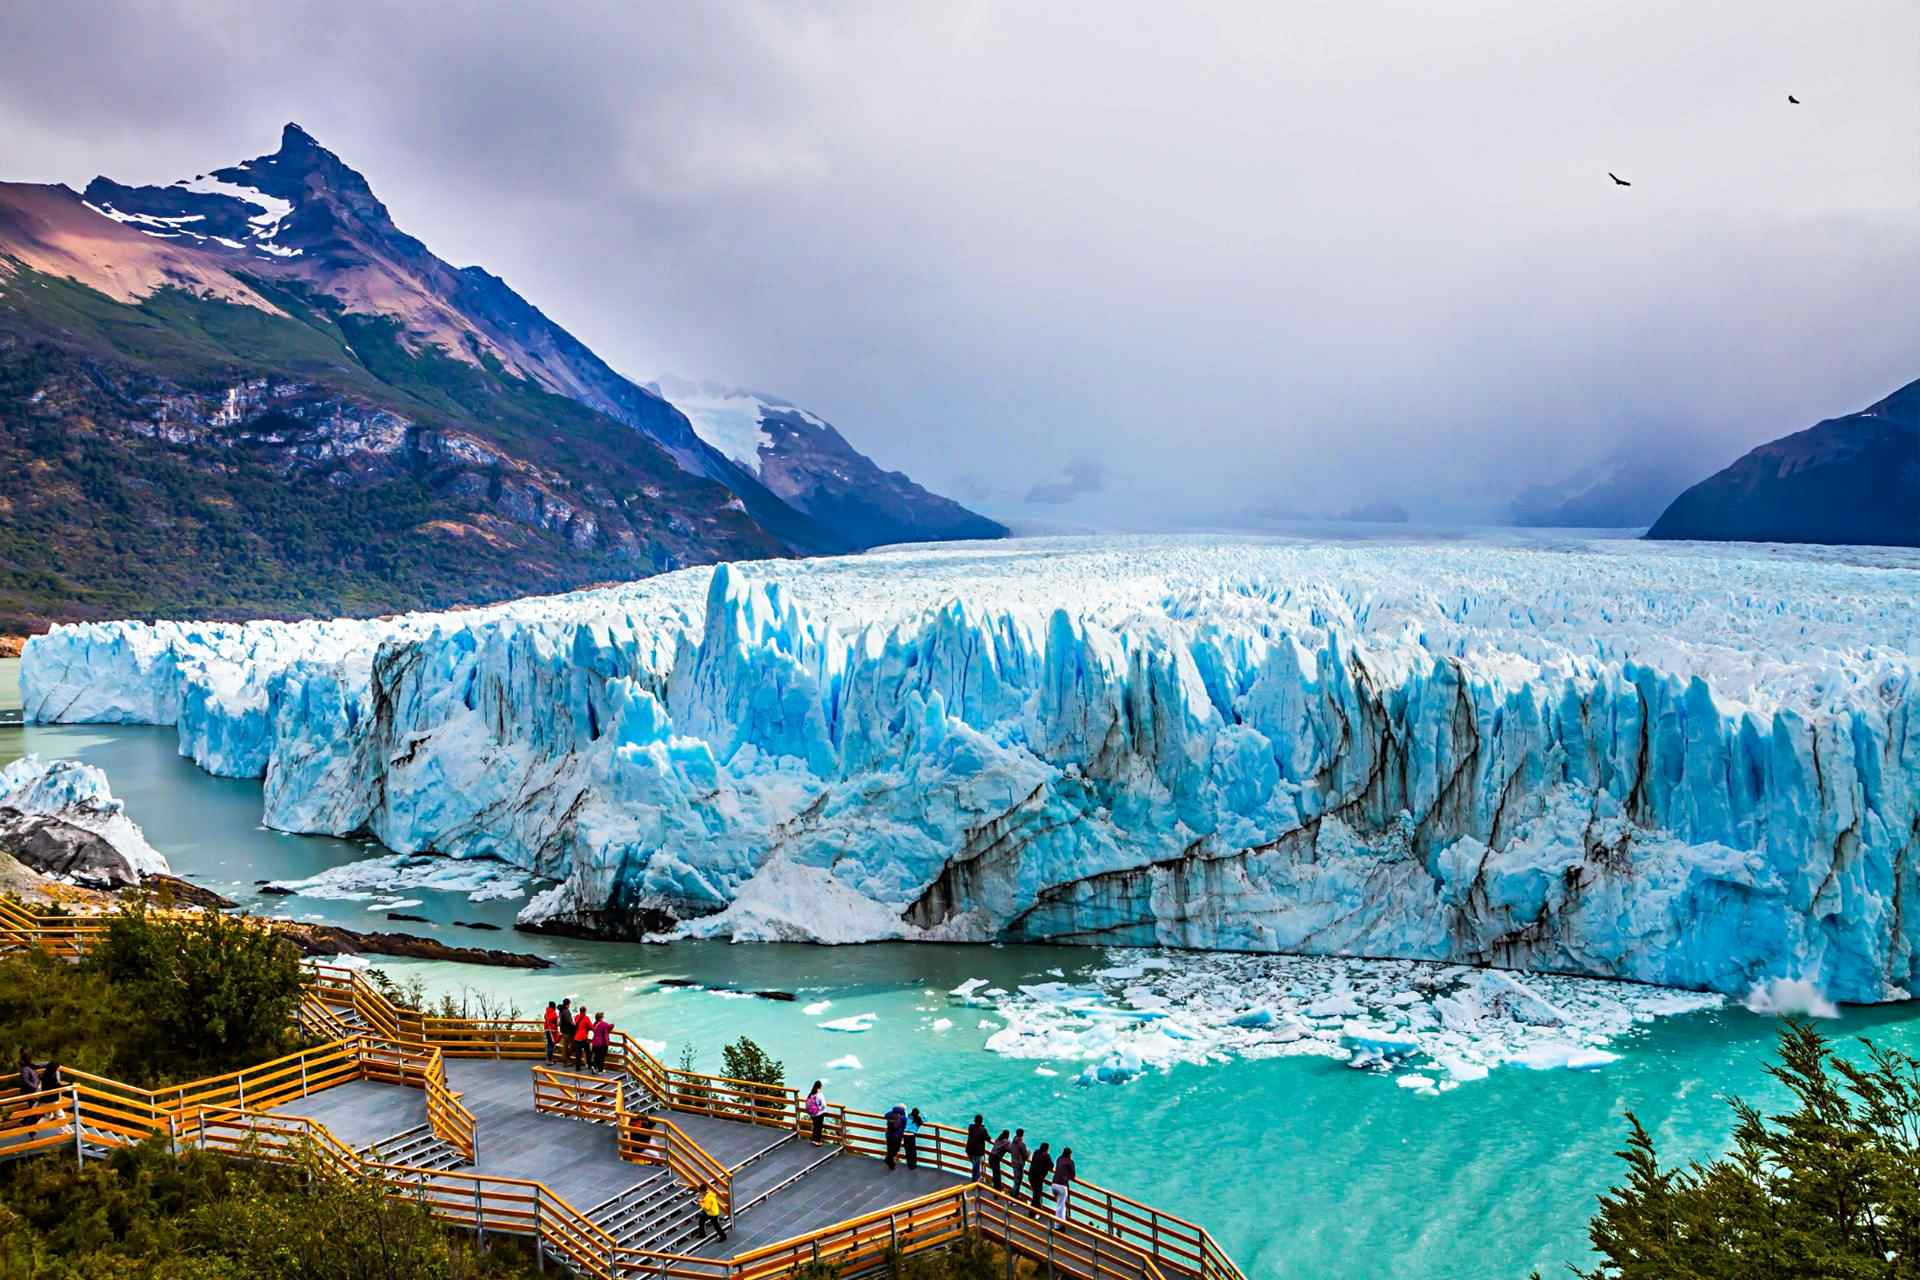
[454,920,501,931]
[136,873,237,910]
[386,912,431,923]
[268,921,551,969]
[0,810,146,889]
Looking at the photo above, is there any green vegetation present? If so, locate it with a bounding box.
[0,903,303,1086]
[0,266,769,631]
[1575,1022,1920,1278]
[721,1035,785,1088]
[0,1138,543,1279]
[359,968,520,1021]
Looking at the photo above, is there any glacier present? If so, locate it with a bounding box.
[19,534,1920,1002]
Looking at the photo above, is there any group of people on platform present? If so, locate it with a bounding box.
[858,1092,1077,1220]
[541,999,614,1072]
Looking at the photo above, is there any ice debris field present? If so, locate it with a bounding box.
[951,949,1722,1091]
[20,534,1920,1004]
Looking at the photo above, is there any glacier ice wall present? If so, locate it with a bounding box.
[21,536,1920,1001]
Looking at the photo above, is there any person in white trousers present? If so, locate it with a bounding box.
[1052,1147,1076,1219]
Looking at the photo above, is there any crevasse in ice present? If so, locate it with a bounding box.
[21,535,1920,1001]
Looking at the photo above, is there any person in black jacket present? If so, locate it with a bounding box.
[1052,1147,1077,1219]
[1009,1129,1029,1192]
[966,1114,990,1181]
[883,1104,907,1170]
[1026,1142,1053,1211]
[988,1129,1011,1190]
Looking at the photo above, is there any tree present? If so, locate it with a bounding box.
[1577,1021,1920,1278]
[88,899,305,1079]
[720,1036,785,1088]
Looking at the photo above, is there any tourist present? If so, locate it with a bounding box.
[556,998,572,1064]
[39,1061,61,1092]
[591,1011,613,1071]
[904,1106,924,1170]
[804,1081,827,1145]
[571,1005,592,1069]
[1027,1142,1053,1211]
[543,1001,560,1063]
[17,1049,38,1095]
[1009,1128,1029,1192]
[1052,1146,1076,1219]
[696,1184,728,1241]
[966,1114,990,1182]
[988,1129,1011,1190]
[883,1103,907,1169]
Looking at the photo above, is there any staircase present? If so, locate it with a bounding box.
[357,1123,465,1171]
[588,1171,709,1258]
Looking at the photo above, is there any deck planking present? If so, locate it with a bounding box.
[267,1056,966,1254]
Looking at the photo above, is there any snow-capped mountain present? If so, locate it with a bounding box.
[0,124,999,627]
[653,378,1006,549]
[1648,378,1920,547]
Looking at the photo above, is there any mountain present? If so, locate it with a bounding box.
[1646,380,1920,547]
[1510,441,1706,529]
[0,124,998,630]
[652,379,1006,549]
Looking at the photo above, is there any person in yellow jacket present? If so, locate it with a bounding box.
[697,1185,728,1242]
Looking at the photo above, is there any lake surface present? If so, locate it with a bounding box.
[6,678,1917,1280]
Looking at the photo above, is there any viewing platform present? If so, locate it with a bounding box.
[0,910,1243,1280]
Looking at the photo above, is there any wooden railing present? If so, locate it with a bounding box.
[0,949,1241,1280]
[532,1066,621,1124]
[0,898,109,957]
[301,962,1245,1280]
[650,1114,732,1220]
[421,1048,478,1163]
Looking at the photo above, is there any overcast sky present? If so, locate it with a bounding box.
[4,1,1916,525]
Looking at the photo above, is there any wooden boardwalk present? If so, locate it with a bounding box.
[268,1057,967,1255]
[0,927,1243,1280]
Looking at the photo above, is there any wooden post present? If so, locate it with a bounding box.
[71,1086,83,1165]
[474,1180,485,1246]
[301,1056,309,1097]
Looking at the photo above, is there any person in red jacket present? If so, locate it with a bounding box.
[571,1006,592,1069]
[543,1001,560,1063]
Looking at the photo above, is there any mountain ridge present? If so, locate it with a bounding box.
[1646,379,1920,547]
[0,124,1000,628]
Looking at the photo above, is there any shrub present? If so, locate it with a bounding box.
[86,900,304,1080]
[0,1137,543,1278]
[1576,1021,1920,1277]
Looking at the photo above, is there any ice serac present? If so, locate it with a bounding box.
[0,755,170,886]
[20,535,1920,1001]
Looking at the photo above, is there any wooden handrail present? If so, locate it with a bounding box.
[1,950,1243,1280]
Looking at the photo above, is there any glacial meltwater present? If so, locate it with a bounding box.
[7,671,1919,1280]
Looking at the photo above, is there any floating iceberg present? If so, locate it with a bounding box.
[20,534,1920,1000]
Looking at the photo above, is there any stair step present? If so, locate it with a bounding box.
[728,1131,796,1174]
[734,1147,842,1215]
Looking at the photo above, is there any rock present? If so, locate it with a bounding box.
[0,810,144,889]
[453,920,501,931]
[386,912,431,923]
[266,920,552,969]
[257,884,296,896]
[135,873,237,910]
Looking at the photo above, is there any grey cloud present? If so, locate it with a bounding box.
[3,1,1917,525]
[1024,459,1107,506]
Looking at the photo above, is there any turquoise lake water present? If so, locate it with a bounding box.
[5,686,1917,1280]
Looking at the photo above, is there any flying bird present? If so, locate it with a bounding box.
[1788,94,1800,104]
[1608,172,1632,186]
